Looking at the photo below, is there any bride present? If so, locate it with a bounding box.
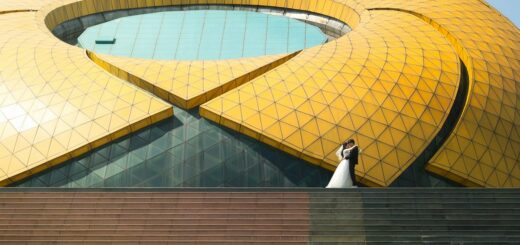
[326,141,356,188]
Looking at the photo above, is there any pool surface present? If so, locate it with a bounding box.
[78,10,327,60]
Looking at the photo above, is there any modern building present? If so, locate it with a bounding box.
[1,1,520,244]
[0,0,519,189]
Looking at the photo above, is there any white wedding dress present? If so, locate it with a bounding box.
[326,146,354,188]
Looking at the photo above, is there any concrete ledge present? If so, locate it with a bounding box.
[1,187,516,192]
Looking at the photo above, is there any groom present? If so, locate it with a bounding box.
[344,139,359,186]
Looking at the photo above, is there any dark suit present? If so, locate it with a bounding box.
[345,146,359,185]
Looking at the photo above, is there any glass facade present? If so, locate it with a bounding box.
[78,10,327,60]
[14,107,332,187]
[391,160,460,187]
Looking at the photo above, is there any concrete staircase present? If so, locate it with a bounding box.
[0,188,519,244]
[309,189,520,244]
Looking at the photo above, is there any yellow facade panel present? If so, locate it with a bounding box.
[0,11,172,186]
[201,9,461,186]
[91,52,297,110]
[1,0,518,187]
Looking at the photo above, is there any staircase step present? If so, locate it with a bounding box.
[1,188,519,244]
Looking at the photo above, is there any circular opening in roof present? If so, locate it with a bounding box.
[77,10,328,61]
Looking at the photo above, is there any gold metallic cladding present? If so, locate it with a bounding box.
[200,0,520,187]
[0,11,172,186]
[0,0,360,187]
[201,10,461,187]
[360,0,520,187]
[91,52,300,109]
[0,0,358,186]
[1,0,519,187]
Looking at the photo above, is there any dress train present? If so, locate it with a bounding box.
[326,146,355,188]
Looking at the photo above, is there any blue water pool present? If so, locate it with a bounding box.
[78,10,327,60]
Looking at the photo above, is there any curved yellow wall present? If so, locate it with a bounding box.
[0,9,172,186]
[0,0,518,187]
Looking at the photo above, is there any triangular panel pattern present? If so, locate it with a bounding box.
[0,11,172,186]
[92,52,296,109]
[360,0,520,187]
[1,0,519,188]
[201,9,461,187]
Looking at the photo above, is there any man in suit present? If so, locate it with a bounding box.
[344,139,359,186]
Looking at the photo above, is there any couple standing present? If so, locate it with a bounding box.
[326,139,359,188]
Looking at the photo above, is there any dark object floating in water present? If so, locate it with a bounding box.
[95,37,116,44]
